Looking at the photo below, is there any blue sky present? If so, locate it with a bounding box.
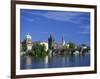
[20,9,90,45]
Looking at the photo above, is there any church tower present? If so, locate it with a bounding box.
[61,36,65,46]
[25,33,33,51]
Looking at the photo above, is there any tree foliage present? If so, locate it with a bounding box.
[68,42,76,49]
[31,43,47,57]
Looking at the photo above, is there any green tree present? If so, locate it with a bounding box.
[32,43,47,57]
[68,42,76,49]
[81,44,86,47]
[26,50,34,56]
[67,42,76,54]
[81,44,90,53]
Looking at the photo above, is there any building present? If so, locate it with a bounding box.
[62,36,65,46]
[21,33,33,52]
[25,33,33,51]
[21,33,67,53]
[48,34,55,50]
[61,36,65,46]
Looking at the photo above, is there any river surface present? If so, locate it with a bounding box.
[20,53,90,69]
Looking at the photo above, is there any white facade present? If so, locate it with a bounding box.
[27,45,32,50]
[62,40,65,46]
[66,44,70,48]
[61,37,65,46]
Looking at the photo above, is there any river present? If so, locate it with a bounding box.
[20,53,90,69]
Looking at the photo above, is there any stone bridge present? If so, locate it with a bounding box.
[51,48,71,55]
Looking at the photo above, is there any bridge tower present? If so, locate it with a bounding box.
[48,34,54,50]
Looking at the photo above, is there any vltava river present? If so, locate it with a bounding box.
[20,53,90,69]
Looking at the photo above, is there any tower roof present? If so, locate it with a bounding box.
[25,33,32,39]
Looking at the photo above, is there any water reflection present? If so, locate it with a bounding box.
[21,53,90,69]
[21,55,32,69]
[44,56,49,68]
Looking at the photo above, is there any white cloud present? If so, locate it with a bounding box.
[21,10,89,24]
[79,25,90,34]
[22,16,35,22]
[79,31,89,34]
[37,12,86,24]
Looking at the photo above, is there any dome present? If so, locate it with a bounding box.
[25,33,32,39]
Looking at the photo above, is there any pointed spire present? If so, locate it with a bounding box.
[62,36,64,41]
[50,34,52,38]
[61,35,65,46]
